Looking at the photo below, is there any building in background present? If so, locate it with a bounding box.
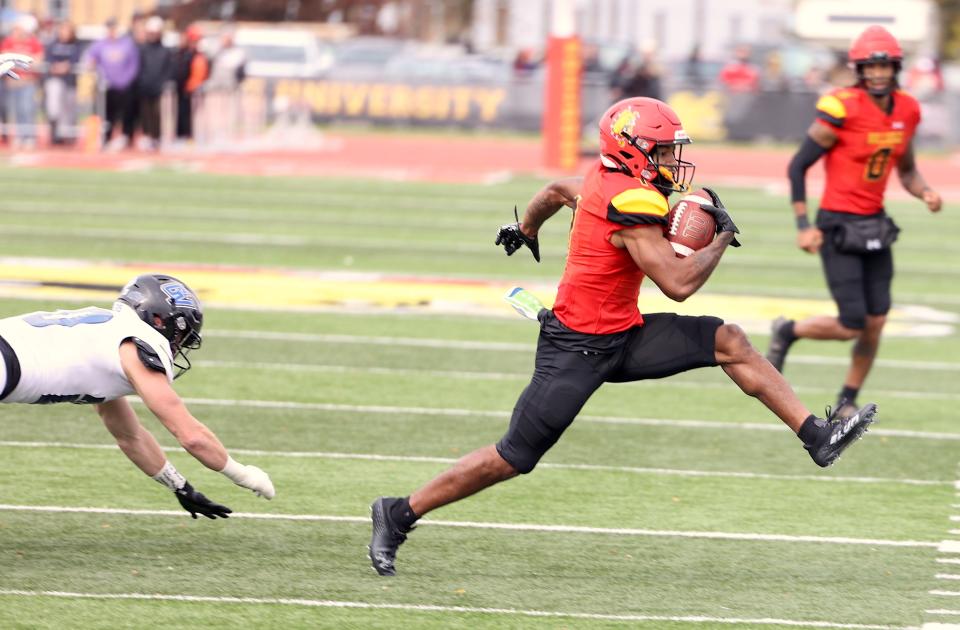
[0,0,159,24]
[471,0,795,62]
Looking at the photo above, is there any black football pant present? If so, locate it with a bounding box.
[496,312,722,473]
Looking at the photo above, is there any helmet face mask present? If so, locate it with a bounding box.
[117,274,203,379]
[599,97,695,196]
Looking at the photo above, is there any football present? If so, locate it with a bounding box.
[665,189,717,257]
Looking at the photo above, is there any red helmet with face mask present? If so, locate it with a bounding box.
[598,97,695,197]
[849,25,903,96]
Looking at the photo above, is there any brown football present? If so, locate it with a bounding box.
[665,189,717,257]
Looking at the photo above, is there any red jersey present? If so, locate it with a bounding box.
[553,161,670,334]
[814,87,921,215]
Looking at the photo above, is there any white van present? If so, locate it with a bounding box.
[233,28,334,79]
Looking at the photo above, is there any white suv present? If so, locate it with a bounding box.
[233,28,333,79]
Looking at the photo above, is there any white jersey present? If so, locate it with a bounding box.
[0,303,174,404]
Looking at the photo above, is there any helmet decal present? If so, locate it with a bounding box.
[161,281,198,310]
[610,108,639,147]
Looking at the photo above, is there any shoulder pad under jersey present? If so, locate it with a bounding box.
[606,183,670,227]
[131,337,168,375]
[814,90,852,128]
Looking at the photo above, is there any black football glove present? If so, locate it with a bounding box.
[495,205,540,262]
[175,481,232,519]
[700,187,741,247]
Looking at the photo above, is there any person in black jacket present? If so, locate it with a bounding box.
[136,16,171,150]
[44,21,81,145]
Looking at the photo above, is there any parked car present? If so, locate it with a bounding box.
[233,28,334,79]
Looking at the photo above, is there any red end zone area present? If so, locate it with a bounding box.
[5,134,958,194]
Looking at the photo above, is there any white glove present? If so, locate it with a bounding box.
[220,457,276,500]
[0,54,33,80]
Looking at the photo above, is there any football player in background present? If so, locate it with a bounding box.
[768,25,943,418]
[0,274,275,518]
[367,97,878,576]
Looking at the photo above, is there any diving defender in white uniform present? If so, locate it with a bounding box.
[0,274,275,518]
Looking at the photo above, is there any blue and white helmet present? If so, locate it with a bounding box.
[116,273,203,377]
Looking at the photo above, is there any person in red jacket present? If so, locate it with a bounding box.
[1,15,44,148]
[367,97,878,577]
[767,25,943,418]
[174,24,208,141]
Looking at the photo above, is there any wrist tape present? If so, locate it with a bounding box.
[152,460,186,491]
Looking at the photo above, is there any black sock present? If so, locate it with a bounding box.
[389,496,419,531]
[797,414,821,445]
[839,386,859,405]
[783,320,798,343]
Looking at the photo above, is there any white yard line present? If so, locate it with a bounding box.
[0,440,946,487]
[205,329,533,350]
[0,589,914,629]
[173,396,960,442]
[206,330,960,373]
[192,357,960,401]
[0,504,937,548]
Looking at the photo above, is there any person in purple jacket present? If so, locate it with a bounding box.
[84,17,139,149]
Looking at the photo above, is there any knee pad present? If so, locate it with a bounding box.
[838,308,866,331]
[495,437,540,475]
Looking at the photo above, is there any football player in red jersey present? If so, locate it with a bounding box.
[767,25,943,418]
[367,97,878,577]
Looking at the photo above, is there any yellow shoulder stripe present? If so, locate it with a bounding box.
[610,187,669,216]
[816,94,847,120]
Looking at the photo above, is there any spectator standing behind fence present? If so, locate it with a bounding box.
[173,25,208,143]
[136,16,171,151]
[123,11,148,146]
[85,18,140,150]
[719,44,760,93]
[1,15,43,149]
[610,44,662,102]
[203,32,246,145]
[44,21,80,146]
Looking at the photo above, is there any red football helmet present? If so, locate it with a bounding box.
[598,97,694,196]
[849,25,902,95]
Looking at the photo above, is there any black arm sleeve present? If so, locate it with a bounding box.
[787,136,828,204]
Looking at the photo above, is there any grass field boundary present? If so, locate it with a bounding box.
[0,589,914,629]
[0,440,947,487]
[0,504,938,548]
[924,476,960,626]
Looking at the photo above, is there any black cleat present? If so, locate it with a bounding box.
[369,497,411,576]
[766,316,795,373]
[805,403,877,467]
